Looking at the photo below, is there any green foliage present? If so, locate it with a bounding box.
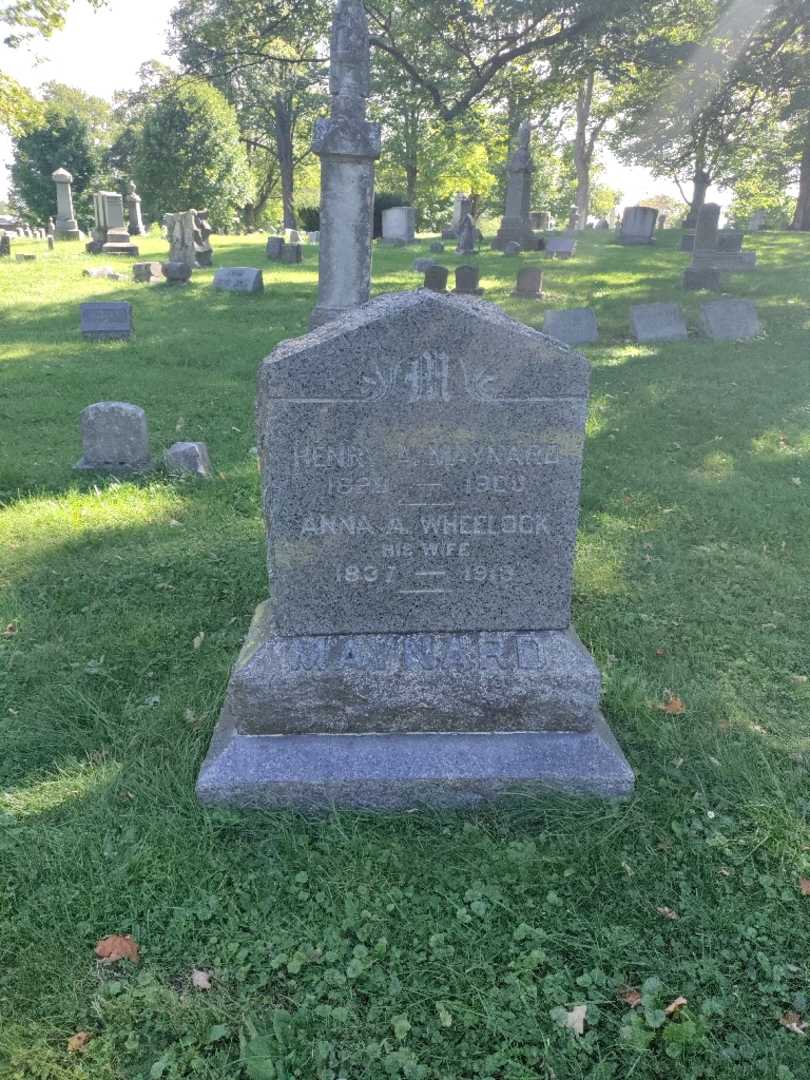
[0,72,43,136]
[297,205,320,231]
[728,177,796,230]
[134,78,253,229]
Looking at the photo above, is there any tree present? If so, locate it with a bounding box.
[133,77,253,229]
[9,83,114,225]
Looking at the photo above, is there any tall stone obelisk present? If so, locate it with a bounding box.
[52,167,81,240]
[493,122,538,251]
[309,0,381,329]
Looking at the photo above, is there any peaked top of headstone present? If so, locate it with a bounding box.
[52,166,73,182]
[330,0,370,101]
[260,290,590,399]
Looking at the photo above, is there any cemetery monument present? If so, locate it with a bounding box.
[493,122,541,251]
[52,167,81,240]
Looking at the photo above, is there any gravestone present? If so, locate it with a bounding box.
[266,236,285,260]
[429,240,444,253]
[456,214,476,255]
[193,210,214,266]
[0,234,10,257]
[512,266,543,299]
[699,299,761,340]
[82,266,122,280]
[382,206,416,245]
[52,167,81,239]
[162,260,193,284]
[544,308,598,346]
[683,266,722,291]
[619,206,658,245]
[451,193,471,231]
[503,241,522,256]
[657,213,668,229]
[133,261,164,283]
[196,290,634,808]
[545,235,576,259]
[412,257,436,273]
[285,228,301,244]
[80,301,132,340]
[47,235,54,251]
[127,181,147,235]
[423,265,449,292]
[74,402,150,472]
[529,211,550,230]
[453,265,483,295]
[47,217,55,236]
[630,303,688,343]
[165,441,212,477]
[15,253,35,262]
[281,244,303,264]
[688,203,756,272]
[493,122,540,251]
[749,210,767,231]
[717,230,744,253]
[680,232,695,252]
[213,267,264,293]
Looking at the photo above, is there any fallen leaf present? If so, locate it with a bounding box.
[621,861,633,877]
[2,622,17,638]
[665,996,688,1015]
[655,648,667,657]
[800,878,810,896]
[563,1004,587,1035]
[658,693,685,715]
[620,988,642,1008]
[193,632,205,650]
[790,477,801,486]
[656,906,679,920]
[191,968,213,990]
[95,934,139,964]
[67,1031,91,1053]
[780,1011,807,1035]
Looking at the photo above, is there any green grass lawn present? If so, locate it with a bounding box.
[1,227,809,1079]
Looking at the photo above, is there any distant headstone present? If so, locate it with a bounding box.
[382,206,416,245]
[453,264,483,295]
[748,210,767,231]
[307,231,320,243]
[213,266,264,293]
[80,301,132,340]
[717,230,743,253]
[423,265,449,292]
[456,213,476,255]
[619,206,658,245]
[47,235,54,251]
[699,299,761,340]
[165,209,212,269]
[165,441,212,478]
[127,180,147,235]
[682,267,722,291]
[47,217,55,237]
[285,228,301,244]
[494,121,539,250]
[266,236,285,260]
[451,193,471,230]
[196,289,634,808]
[82,266,123,280]
[512,266,543,298]
[544,308,598,346]
[545,235,576,259]
[441,227,457,240]
[429,240,444,253]
[0,234,10,257]
[162,260,193,284]
[75,402,150,472]
[133,261,164,283]
[15,253,36,262]
[281,244,303,264]
[503,241,522,256]
[529,211,549,229]
[412,257,436,273]
[630,302,688,343]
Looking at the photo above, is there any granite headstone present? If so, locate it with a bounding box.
[699,299,761,340]
[80,302,132,340]
[630,303,688,343]
[544,308,598,346]
[74,402,150,471]
[423,265,449,292]
[213,267,264,293]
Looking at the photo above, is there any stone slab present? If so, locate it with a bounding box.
[213,266,264,293]
[101,243,140,257]
[683,267,722,292]
[630,302,688,343]
[690,250,756,272]
[80,301,132,340]
[165,441,212,477]
[543,308,598,346]
[196,708,635,809]
[74,401,151,472]
[214,599,601,737]
[699,299,761,340]
[258,291,590,636]
[545,235,576,258]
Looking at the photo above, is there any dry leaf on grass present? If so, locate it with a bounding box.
[799,877,810,896]
[67,1032,91,1053]
[95,934,139,964]
[780,1011,808,1035]
[2,623,17,638]
[656,906,679,920]
[665,996,688,1015]
[562,1004,588,1035]
[655,648,667,657]
[657,693,685,714]
[191,968,213,990]
[620,988,642,1008]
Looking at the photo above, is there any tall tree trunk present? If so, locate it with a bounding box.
[573,74,595,230]
[685,165,711,228]
[405,164,418,205]
[273,96,296,229]
[791,131,810,230]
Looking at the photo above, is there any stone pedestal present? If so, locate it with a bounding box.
[127,182,147,235]
[197,290,634,808]
[493,122,540,251]
[52,167,80,240]
[309,0,381,329]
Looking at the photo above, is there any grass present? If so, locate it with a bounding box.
[1,227,809,1079]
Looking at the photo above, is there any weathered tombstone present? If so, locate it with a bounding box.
[545,235,576,259]
[423,265,449,292]
[15,253,36,262]
[717,229,743,253]
[441,226,458,241]
[196,290,634,807]
[309,0,381,328]
[52,167,81,240]
[699,299,761,340]
[680,232,695,253]
[194,210,214,266]
[493,121,540,250]
[165,441,212,478]
[47,217,55,237]
[412,257,436,273]
[133,261,164,283]
[619,206,658,245]
[503,241,522,256]
[165,210,207,270]
[512,266,543,299]
[307,231,320,243]
[80,301,132,340]
[47,235,54,251]
[453,264,483,295]
[285,228,301,244]
[127,180,147,235]
[456,213,476,255]
[281,244,303,264]
[213,267,264,293]
[544,308,599,346]
[266,236,285,260]
[749,210,767,231]
[82,266,123,280]
[0,235,10,257]
[451,193,470,231]
[683,267,723,291]
[162,260,193,285]
[74,402,150,472]
[688,206,755,272]
[89,191,138,255]
[382,206,416,245]
[429,240,444,253]
[630,302,688,343]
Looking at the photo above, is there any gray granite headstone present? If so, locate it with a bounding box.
[512,266,543,298]
[213,266,264,293]
[503,241,522,256]
[196,290,634,808]
[630,302,688,343]
[162,260,193,284]
[699,299,761,340]
[619,206,658,244]
[74,402,150,471]
[545,235,576,258]
[281,244,303,264]
[133,261,164,283]
[80,302,132,340]
[0,235,10,257]
[15,253,35,262]
[683,267,722,291]
[412,257,436,273]
[453,264,483,295]
[266,236,285,260]
[718,229,744,253]
[423,265,449,292]
[544,308,598,346]
[165,441,212,477]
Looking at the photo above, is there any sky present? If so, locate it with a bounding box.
[0,0,731,212]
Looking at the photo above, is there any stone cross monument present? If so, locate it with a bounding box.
[493,122,539,251]
[52,167,80,240]
[309,0,381,329]
[197,291,634,808]
[127,181,147,235]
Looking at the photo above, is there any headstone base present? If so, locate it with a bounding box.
[55,227,81,241]
[196,600,634,807]
[102,243,140,257]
